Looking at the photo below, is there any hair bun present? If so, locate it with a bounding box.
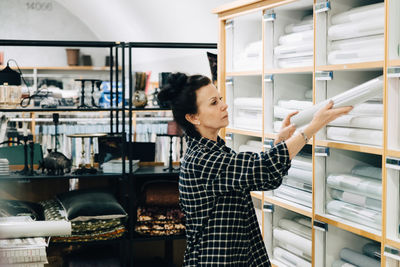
[157,72,188,105]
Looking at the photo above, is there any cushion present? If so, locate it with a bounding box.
[0,199,44,220]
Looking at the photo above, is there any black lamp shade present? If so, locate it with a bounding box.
[0,65,21,86]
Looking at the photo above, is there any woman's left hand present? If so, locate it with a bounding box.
[274,111,298,145]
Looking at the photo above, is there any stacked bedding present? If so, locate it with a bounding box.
[41,189,127,242]
[234,40,262,71]
[274,152,312,208]
[233,97,263,131]
[273,217,312,267]
[328,3,384,64]
[332,243,381,267]
[326,164,382,229]
[275,15,313,68]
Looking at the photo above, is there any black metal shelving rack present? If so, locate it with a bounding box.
[0,39,217,266]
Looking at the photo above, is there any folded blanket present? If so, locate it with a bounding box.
[244,40,262,58]
[330,34,384,51]
[285,17,313,34]
[340,248,380,267]
[273,228,312,257]
[291,155,312,171]
[328,17,384,41]
[278,100,313,110]
[274,185,312,207]
[349,102,383,115]
[283,177,312,192]
[278,218,312,239]
[327,173,381,200]
[329,188,381,211]
[329,115,382,130]
[277,56,313,68]
[328,47,384,65]
[274,247,311,267]
[274,42,313,56]
[275,50,313,60]
[279,30,314,45]
[326,200,381,229]
[326,127,382,146]
[286,167,312,185]
[331,3,384,25]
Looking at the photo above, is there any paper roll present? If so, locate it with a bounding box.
[0,220,72,238]
[291,76,383,127]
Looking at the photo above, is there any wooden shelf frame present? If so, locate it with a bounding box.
[315,140,383,155]
[226,70,263,76]
[264,66,313,74]
[264,195,312,218]
[316,61,384,71]
[225,127,263,137]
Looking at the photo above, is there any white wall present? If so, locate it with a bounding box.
[1,0,230,80]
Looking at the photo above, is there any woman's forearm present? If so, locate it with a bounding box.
[285,123,319,160]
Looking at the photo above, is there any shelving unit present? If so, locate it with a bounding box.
[214,0,391,266]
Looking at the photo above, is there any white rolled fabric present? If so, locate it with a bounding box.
[279,30,314,45]
[233,97,262,108]
[330,188,381,211]
[278,100,313,110]
[351,165,381,180]
[290,76,383,128]
[273,228,312,257]
[330,34,384,51]
[329,115,383,130]
[277,56,313,68]
[328,17,384,41]
[326,200,381,229]
[278,218,312,239]
[0,219,72,238]
[274,42,313,56]
[349,102,383,115]
[274,247,311,267]
[327,127,382,146]
[283,177,312,192]
[328,47,384,65]
[331,3,384,25]
[287,167,312,185]
[274,185,312,207]
[327,173,381,200]
[340,248,381,267]
[332,260,357,267]
[291,155,312,171]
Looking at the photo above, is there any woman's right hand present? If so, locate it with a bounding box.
[309,101,353,132]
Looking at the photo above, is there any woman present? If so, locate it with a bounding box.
[158,73,352,266]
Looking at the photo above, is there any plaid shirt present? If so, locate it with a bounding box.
[179,135,291,266]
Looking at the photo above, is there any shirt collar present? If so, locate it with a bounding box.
[186,134,226,151]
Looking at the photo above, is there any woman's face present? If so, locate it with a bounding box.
[193,83,229,131]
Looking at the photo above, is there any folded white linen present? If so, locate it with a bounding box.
[328,17,384,41]
[291,76,383,127]
[351,165,381,180]
[244,40,262,57]
[331,3,384,25]
[326,126,382,146]
[282,177,312,192]
[287,168,312,185]
[278,99,313,110]
[233,97,263,108]
[340,248,381,267]
[330,34,384,51]
[326,200,381,229]
[274,185,312,207]
[332,260,357,267]
[291,155,312,171]
[275,51,313,60]
[327,173,381,200]
[279,30,314,45]
[234,55,262,71]
[328,47,384,65]
[273,228,312,257]
[274,42,313,56]
[294,217,311,228]
[330,188,381,211]
[349,102,383,115]
[234,116,262,131]
[278,218,312,239]
[274,247,311,267]
[277,56,313,68]
[329,114,382,130]
[275,242,312,262]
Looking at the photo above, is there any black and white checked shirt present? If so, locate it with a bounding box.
[179,135,291,266]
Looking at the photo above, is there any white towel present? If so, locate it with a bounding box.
[329,115,382,130]
[274,42,313,56]
[326,200,381,229]
[279,30,314,45]
[277,56,313,68]
[349,103,383,115]
[331,3,384,25]
[328,17,384,41]
[327,173,381,200]
[328,47,384,65]
[274,247,311,267]
[275,50,313,60]
[244,40,262,58]
[327,126,382,146]
[273,228,312,257]
[330,35,384,51]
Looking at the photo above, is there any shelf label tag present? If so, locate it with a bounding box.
[263,203,274,212]
[264,74,274,82]
[313,220,328,232]
[386,157,400,170]
[384,246,400,261]
[263,138,274,148]
[314,1,331,13]
[263,11,276,22]
[315,146,329,157]
[225,78,234,85]
[387,67,400,78]
[315,71,333,81]
[225,132,233,141]
[225,20,234,29]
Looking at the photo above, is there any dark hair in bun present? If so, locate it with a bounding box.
[158,72,211,138]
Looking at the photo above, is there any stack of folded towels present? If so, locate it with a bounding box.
[233,97,263,131]
[41,189,127,242]
[332,242,381,267]
[273,91,313,133]
[274,152,312,208]
[273,217,312,267]
[328,2,384,65]
[274,15,313,68]
[326,164,382,230]
[234,40,262,71]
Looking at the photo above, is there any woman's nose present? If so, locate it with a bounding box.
[221,102,228,110]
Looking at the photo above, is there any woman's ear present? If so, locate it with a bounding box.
[185,113,200,125]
